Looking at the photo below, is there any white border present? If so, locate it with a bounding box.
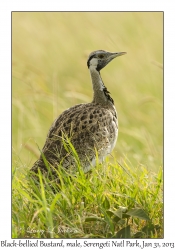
[1,0,175,245]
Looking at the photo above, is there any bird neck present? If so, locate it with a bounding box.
[89,67,114,106]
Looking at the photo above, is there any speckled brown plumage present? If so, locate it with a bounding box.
[31,50,126,179]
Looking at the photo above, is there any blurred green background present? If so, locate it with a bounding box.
[12,12,163,172]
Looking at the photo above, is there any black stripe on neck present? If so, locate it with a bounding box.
[103,87,114,104]
[99,72,114,104]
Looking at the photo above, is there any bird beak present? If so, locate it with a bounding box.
[105,52,126,66]
[97,51,126,71]
[109,52,127,59]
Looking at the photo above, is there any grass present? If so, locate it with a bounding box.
[12,149,163,238]
[12,12,163,238]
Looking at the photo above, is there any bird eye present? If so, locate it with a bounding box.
[98,54,104,59]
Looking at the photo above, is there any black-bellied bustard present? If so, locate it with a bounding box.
[31,50,126,179]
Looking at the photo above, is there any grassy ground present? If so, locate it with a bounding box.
[12,12,163,238]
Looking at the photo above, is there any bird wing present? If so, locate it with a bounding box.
[32,103,117,173]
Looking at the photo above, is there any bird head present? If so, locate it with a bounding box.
[87,50,126,71]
